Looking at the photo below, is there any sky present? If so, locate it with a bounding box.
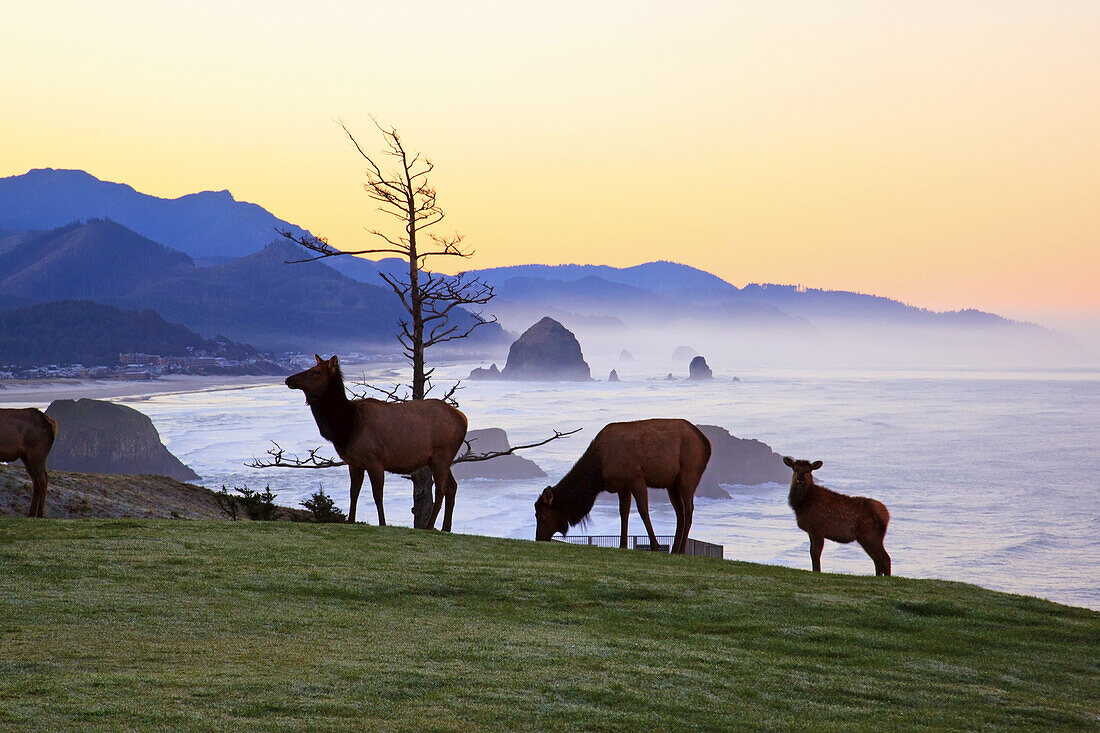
[2,1,1098,319]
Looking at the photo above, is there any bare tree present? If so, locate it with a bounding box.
[252,119,574,527]
[280,119,497,400]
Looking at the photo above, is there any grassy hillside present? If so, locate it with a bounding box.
[0,520,1096,731]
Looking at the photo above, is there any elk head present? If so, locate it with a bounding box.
[534,486,568,541]
[285,354,341,402]
[784,456,822,489]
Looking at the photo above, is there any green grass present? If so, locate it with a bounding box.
[0,520,1096,731]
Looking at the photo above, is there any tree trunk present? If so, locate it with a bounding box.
[410,467,434,529]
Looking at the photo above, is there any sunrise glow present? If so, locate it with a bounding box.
[3,1,1097,314]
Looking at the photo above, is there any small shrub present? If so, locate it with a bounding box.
[214,485,279,521]
[213,486,240,521]
[300,487,346,523]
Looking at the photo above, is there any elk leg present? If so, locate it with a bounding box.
[809,533,824,572]
[25,458,46,518]
[860,538,891,576]
[630,484,661,551]
[441,472,458,533]
[346,466,365,523]
[617,489,631,548]
[367,466,386,526]
[427,462,453,532]
[667,485,686,554]
[671,478,694,554]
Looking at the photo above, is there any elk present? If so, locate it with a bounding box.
[534,419,711,554]
[0,407,59,518]
[285,355,468,529]
[783,457,891,576]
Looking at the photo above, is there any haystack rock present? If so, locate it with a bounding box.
[500,317,591,381]
[45,399,199,481]
[689,355,713,380]
[695,424,789,497]
[619,350,634,362]
[467,363,500,380]
[608,369,620,383]
[449,428,546,480]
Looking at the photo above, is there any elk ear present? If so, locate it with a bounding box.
[540,487,554,505]
[811,460,823,470]
[314,354,324,365]
[783,456,795,468]
[328,355,340,369]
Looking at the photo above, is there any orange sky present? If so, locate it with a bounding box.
[2,1,1098,314]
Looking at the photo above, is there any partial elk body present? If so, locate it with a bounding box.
[0,407,58,517]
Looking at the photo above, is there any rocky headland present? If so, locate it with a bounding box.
[45,398,199,481]
[451,428,547,480]
[696,424,789,496]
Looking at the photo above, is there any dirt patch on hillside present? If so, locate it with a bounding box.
[0,462,304,520]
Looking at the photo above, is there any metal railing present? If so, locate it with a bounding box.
[555,535,723,559]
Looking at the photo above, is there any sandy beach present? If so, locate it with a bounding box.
[0,375,286,406]
[0,360,411,407]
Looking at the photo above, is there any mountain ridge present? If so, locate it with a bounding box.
[0,168,308,259]
[0,220,504,352]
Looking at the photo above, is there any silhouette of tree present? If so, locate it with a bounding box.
[278,119,497,401]
[251,119,575,527]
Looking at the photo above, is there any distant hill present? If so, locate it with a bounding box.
[0,220,505,353]
[467,261,1022,328]
[0,300,261,368]
[472,261,737,296]
[0,168,308,259]
[116,240,460,350]
[487,273,800,331]
[0,219,193,302]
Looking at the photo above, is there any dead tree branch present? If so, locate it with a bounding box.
[246,428,580,471]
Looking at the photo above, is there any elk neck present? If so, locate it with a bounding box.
[551,449,603,526]
[788,475,816,511]
[307,378,356,452]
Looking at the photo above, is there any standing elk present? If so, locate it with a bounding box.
[534,418,711,554]
[286,355,468,529]
[783,456,891,576]
[0,408,59,518]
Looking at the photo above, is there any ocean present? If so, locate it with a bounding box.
[21,361,1100,610]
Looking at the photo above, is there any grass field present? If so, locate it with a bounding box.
[1,519,1096,731]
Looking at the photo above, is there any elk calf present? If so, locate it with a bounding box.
[783,456,891,576]
[0,408,59,518]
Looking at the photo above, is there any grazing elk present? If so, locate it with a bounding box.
[783,457,891,576]
[535,418,711,554]
[0,407,59,518]
[286,355,468,529]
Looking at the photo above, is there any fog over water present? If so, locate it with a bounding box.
[96,353,1100,612]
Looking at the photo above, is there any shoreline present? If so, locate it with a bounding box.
[0,375,286,406]
[0,359,412,406]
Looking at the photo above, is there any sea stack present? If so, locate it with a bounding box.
[449,428,547,480]
[689,355,713,380]
[500,317,591,381]
[467,363,500,380]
